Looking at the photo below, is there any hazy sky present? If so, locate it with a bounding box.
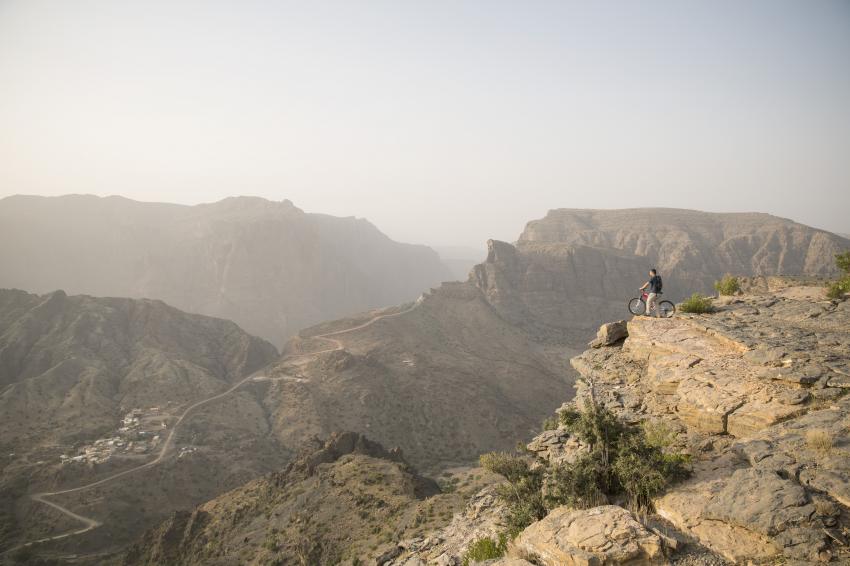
[1,1,848,248]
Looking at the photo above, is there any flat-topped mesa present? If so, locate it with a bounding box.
[567,284,850,564]
[520,209,849,303]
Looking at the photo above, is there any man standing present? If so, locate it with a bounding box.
[640,269,663,317]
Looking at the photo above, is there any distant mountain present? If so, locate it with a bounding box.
[473,208,850,341]
[7,207,847,563]
[0,195,452,347]
[0,289,280,555]
[519,209,847,282]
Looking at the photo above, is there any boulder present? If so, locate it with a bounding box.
[510,505,665,566]
[590,321,628,348]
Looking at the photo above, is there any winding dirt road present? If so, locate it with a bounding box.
[7,301,420,553]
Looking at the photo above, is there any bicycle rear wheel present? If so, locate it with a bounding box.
[628,298,645,315]
[658,300,675,318]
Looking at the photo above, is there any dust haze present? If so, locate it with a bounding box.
[1,1,849,247]
[2,2,850,566]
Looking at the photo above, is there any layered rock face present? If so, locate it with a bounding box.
[0,194,451,347]
[472,239,646,343]
[472,209,849,344]
[567,284,850,564]
[520,208,847,287]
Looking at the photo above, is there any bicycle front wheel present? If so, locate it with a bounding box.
[628,298,645,316]
[658,300,676,318]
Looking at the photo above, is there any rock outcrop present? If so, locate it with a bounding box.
[562,283,850,564]
[510,505,665,566]
[589,320,628,348]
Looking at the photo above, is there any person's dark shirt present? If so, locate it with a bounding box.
[649,275,662,293]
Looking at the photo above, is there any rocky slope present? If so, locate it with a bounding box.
[0,289,280,558]
[122,432,496,566]
[0,194,451,347]
[0,281,573,563]
[473,209,849,342]
[559,283,848,564]
[263,281,575,470]
[376,281,850,566]
[0,289,277,446]
[115,286,850,566]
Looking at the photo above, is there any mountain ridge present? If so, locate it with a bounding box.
[0,194,452,347]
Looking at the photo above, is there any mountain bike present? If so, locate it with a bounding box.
[628,290,675,318]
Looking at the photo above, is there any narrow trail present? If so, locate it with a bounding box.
[7,302,420,554]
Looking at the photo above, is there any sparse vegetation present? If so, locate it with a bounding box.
[714,274,741,296]
[679,293,714,314]
[827,282,847,300]
[479,451,546,536]
[826,251,850,299]
[461,533,508,566]
[481,403,691,537]
[549,402,690,512]
[641,419,678,449]
[806,429,834,456]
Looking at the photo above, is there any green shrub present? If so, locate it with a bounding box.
[827,281,848,300]
[544,457,608,509]
[548,404,690,512]
[461,533,508,566]
[479,452,546,536]
[827,251,850,300]
[679,293,713,314]
[557,406,581,428]
[713,275,740,296]
[485,404,691,529]
[541,416,559,431]
[641,420,677,449]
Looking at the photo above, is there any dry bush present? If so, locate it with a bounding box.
[714,275,741,296]
[679,294,713,314]
[806,429,834,455]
